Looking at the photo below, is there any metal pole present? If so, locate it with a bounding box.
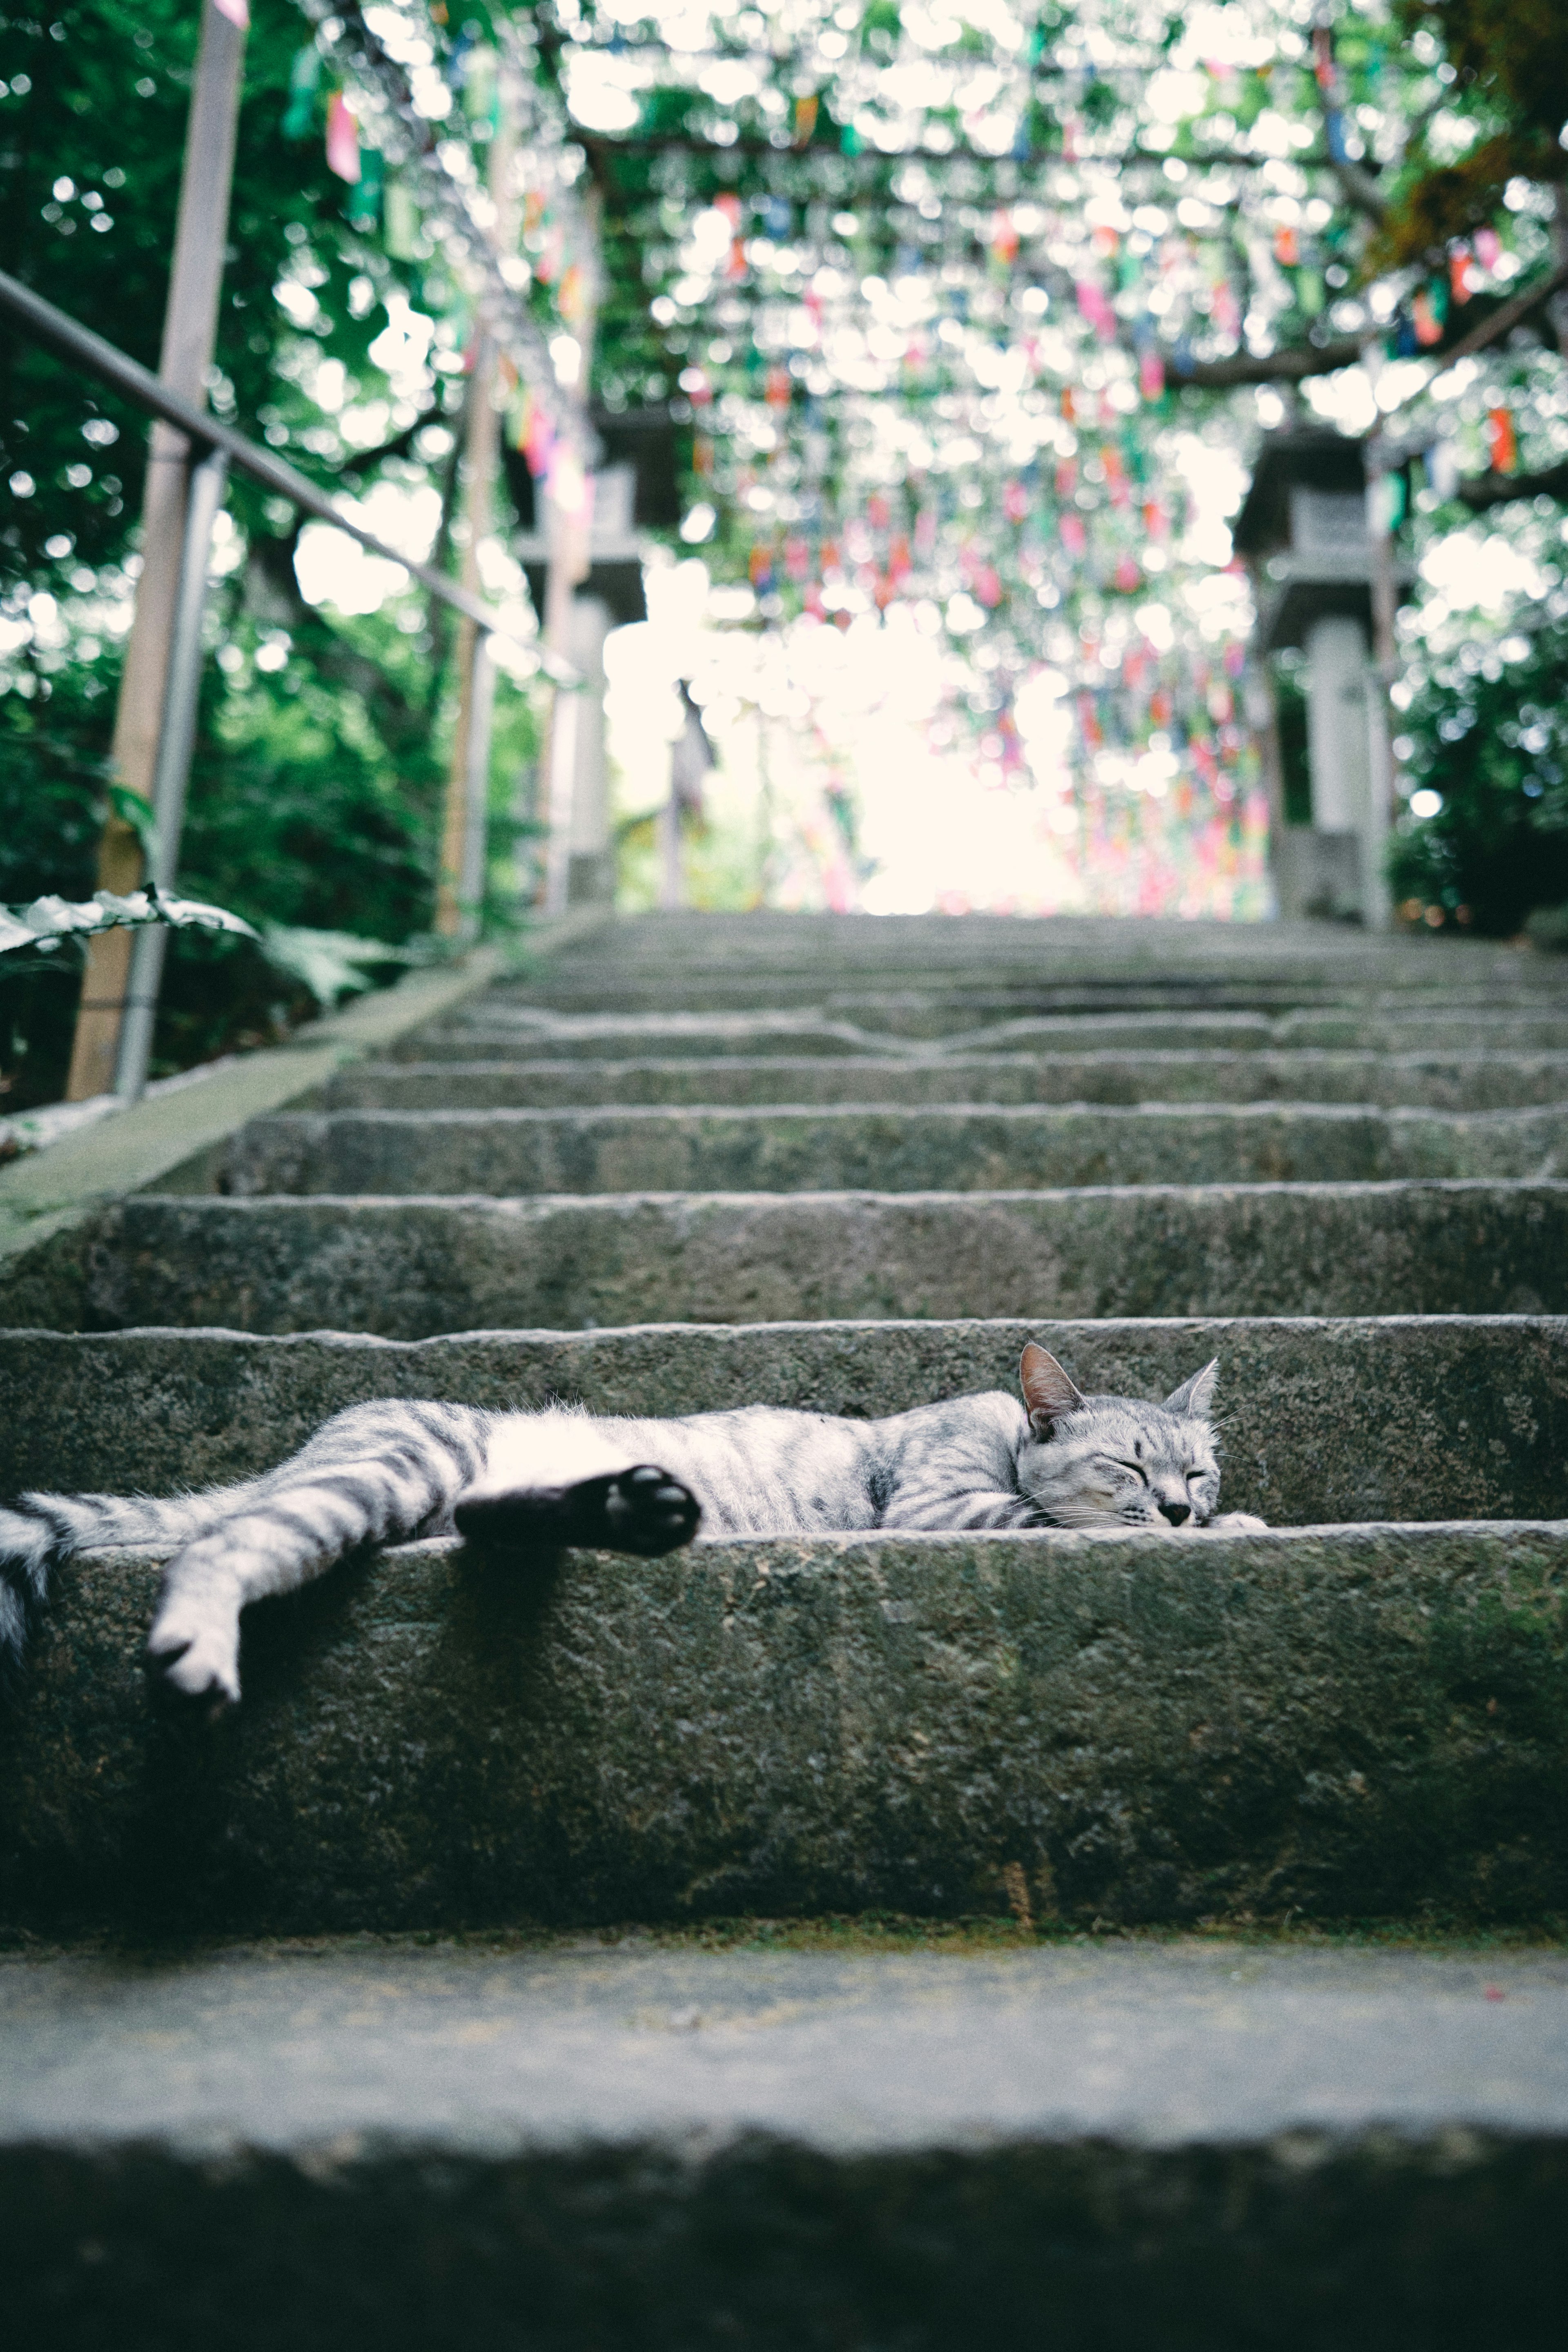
[539,182,601,914]
[114,446,229,1102]
[658,769,683,912]
[65,0,247,1100]
[436,62,519,938]
[1363,409,1401,932]
[0,270,572,668]
[436,335,501,937]
[457,635,497,939]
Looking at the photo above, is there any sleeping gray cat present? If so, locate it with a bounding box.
[0,1345,1264,1709]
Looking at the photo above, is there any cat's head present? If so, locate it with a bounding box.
[1015,1343,1223,1531]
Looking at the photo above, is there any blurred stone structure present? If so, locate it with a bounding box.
[1234,428,1410,924]
[507,409,680,906]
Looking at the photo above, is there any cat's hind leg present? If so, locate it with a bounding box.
[453,1409,701,1559]
[144,1399,489,1709]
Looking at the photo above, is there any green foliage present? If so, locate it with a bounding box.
[1388,619,1568,935]
[0,0,544,1107]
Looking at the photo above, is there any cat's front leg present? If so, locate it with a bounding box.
[1201,1511,1269,1532]
[453,1411,700,1558]
[454,1466,700,1557]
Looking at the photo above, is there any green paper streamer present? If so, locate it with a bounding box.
[346,144,383,232]
[383,178,420,261]
[282,43,321,143]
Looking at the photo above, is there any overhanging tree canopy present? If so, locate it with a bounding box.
[2,0,1566,935]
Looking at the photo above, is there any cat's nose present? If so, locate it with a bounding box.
[1158,1499,1192,1526]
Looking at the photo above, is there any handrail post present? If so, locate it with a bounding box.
[457,634,497,937]
[64,0,246,1099]
[114,445,229,1103]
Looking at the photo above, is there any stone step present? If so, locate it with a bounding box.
[6,1941,1566,2348]
[66,1183,1567,1336]
[405,1011,903,1060]
[416,1009,1286,1059]
[220,1104,1568,1197]
[2,1318,1560,1525]
[502,908,1557,988]
[327,1052,1568,1114]
[4,1519,1566,1936]
[489,979,1563,1029]
[420,1005,1568,1060]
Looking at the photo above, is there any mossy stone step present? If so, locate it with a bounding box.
[220,1103,1568,1197]
[58,1181,1568,1336]
[6,1940,1566,2351]
[2,1317,1561,1526]
[327,1051,1568,1114]
[420,1005,1568,1060]
[4,1520,1566,1936]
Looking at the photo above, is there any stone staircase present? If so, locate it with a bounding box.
[3,910,1567,2345]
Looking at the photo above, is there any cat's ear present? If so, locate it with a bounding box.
[1165,1358,1219,1420]
[1020,1343,1085,1437]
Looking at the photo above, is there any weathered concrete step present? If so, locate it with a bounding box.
[7,1944,1567,2352]
[424,1004,1568,1061]
[490,979,1561,1029]
[327,1051,1568,1113]
[1274,1010,1568,1051]
[403,1011,902,1060]
[4,1520,1566,1936]
[520,901,1534,956]
[957,1008,1568,1055]
[424,1008,1276,1058]
[222,1104,1568,1196]
[65,1183,1568,1336]
[503,909,1556,987]
[1,1318,1561,1525]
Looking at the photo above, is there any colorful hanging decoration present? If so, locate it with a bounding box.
[345,145,383,233]
[1487,406,1518,474]
[383,178,420,261]
[325,90,361,184]
[1411,285,1444,347]
[282,43,321,143]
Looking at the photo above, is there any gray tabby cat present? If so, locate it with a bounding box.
[0,1345,1263,1710]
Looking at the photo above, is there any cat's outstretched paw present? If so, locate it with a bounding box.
[595,1464,702,1556]
[456,1464,702,1558]
[1203,1511,1269,1533]
[145,1594,241,1717]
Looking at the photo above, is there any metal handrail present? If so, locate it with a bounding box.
[0,268,577,684]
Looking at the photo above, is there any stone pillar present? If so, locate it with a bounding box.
[1304,615,1370,834]
[1302,613,1371,919]
[564,595,615,907]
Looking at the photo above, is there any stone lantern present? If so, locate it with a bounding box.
[1233,428,1410,923]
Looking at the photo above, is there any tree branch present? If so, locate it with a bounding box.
[1437,257,1568,366]
[1168,336,1363,387]
[1168,258,1568,397]
[1459,459,1568,511]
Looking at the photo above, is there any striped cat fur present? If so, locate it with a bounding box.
[0,1346,1263,1710]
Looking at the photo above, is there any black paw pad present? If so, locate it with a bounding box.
[596,1464,702,1557]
